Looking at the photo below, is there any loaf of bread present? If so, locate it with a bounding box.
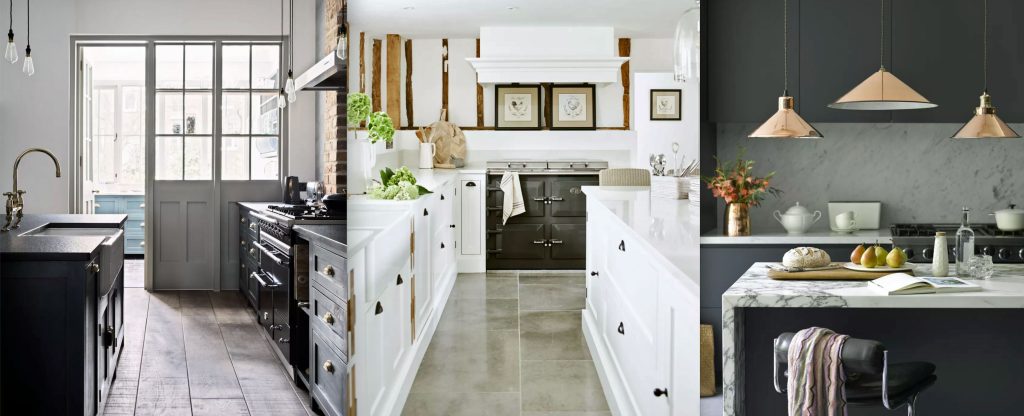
[782,247,832,268]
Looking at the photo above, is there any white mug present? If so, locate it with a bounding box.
[419,143,436,169]
[835,211,857,230]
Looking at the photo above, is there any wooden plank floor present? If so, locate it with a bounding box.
[98,289,312,415]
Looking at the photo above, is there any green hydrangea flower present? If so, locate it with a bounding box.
[347,92,371,125]
[367,111,395,144]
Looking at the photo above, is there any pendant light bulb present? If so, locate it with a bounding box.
[5,31,17,64]
[284,70,297,103]
[21,46,33,76]
[278,89,287,109]
[336,26,348,60]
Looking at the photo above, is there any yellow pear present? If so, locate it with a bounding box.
[874,245,889,268]
[851,244,866,264]
[860,248,877,268]
[887,247,907,268]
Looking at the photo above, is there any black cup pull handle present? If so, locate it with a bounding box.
[397,274,404,285]
[654,388,669,397]
[424,208,429,216]
[466,181,477,187]
[441,194,445,200]
[375,301,384,315]
[441,242,445,249]
[617,322,625,335]
[590,271,599,277]
[618,240,626,252]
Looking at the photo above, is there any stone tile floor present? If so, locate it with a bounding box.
[403,271,610,416]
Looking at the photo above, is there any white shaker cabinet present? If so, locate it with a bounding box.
[582,187,699,416]
[456,172,486,273]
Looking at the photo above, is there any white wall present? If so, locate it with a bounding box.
[0,0,317,213]
[634,72,698,172]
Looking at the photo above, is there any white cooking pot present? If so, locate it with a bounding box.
[773,202,822,234]
[993,204,1024,231]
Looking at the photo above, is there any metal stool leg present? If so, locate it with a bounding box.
[906,394,919,416]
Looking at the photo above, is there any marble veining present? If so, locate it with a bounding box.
[720,262,1024,415]
[715,123,1024,232]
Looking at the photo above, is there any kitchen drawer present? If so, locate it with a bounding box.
[606,232,659,329]
[241,212,259,238]
[311,329,349,416]
[125,220,144,237]
[125,238,144,255]
[312,242,348,303]
[242,238,260,264]
[604,283,658,408]
[245,266,260,308]
[366,213,412,301]
[311,286,348,359]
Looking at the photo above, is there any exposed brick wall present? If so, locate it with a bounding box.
[324,0,346,194]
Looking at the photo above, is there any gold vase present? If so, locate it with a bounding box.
[726,203,751,237]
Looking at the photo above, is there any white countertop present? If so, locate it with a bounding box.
[700,228,892,245]
[723,262,1024,308]
[349,168,463,205]
[583,186,700,292]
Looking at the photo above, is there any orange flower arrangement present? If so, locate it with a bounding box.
[703,155,780,207]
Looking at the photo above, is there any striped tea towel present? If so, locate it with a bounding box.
[500,171,526,225]
[787,327,850,416]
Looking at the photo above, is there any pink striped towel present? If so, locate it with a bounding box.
[787,327,850,416]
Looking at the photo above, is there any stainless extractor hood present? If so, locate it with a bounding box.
[296,52,346,91]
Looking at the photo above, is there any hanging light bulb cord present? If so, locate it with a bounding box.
[8,0,12,34]
[783,0,788,96]
[983,0,988,93]
[880,0,884,70]
[25,0,29,50]
[289,0,294,74]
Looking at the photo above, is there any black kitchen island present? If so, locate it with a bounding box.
[1,214,127,415]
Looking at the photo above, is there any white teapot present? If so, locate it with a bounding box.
[773,202,822,234]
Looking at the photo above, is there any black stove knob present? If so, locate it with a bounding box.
[921,248,933,260]
[981,246,994,256]
[998,248,1011,261]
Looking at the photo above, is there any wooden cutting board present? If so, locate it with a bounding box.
[767,267,913,281]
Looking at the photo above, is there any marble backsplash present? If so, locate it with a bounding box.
[714,122,1024,233]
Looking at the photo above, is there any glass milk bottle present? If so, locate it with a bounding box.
[932,232,949,277]
[955,207,976,278]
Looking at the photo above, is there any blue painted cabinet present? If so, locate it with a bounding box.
[96,195,145,255]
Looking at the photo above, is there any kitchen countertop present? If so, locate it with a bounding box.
[349,168,462,205]
[582,186,700,291]
[237,201,278,212]
[0,214,127,261]
[701,228,892,245]
[295,225,346,256]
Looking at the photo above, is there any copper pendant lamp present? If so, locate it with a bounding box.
[828,0,936,111]
[749,0,821,139]
[952,0,1019,139]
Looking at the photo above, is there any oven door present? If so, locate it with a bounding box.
[258,240,293,362]
[251,268,280,335]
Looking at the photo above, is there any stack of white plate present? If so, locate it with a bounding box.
[687,176,701,207]
[651,176,689,199]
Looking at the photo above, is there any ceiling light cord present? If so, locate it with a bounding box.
[983,0,988,93]
[783,0,788,95]
[879,0,884,70]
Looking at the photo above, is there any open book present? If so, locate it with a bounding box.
[868,273,982,295]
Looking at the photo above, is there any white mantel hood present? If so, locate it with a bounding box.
[466,26,628,84]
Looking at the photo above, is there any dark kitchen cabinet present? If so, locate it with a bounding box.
[486,174,597,269]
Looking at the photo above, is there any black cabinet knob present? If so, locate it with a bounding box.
[375,301,384,315]
[424,208,429,216]
[618,240,626,252]
[617,322,625,335]
[441,242,445,249]
[441,194,445,200]
[590,271,599,277]
[654,388,669,397]
[397,274,404,285]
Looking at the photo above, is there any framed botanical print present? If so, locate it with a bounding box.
[650,89,682,120]
[549,84,596,130]
[495,84,542,130]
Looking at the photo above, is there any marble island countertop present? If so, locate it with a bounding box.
[1,214,128,261]
[701,228,892,245]
[723,262,1024,308]
[583,186,700,290]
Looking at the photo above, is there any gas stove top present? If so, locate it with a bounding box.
[485,159,608,175]
[890,223,1024,263]
[266,204,345,223]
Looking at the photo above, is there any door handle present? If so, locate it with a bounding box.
[396,274,404,285]
[618,240,626,252]
[375,301,384,315]
[423,208,429,216]
[590,271,599,277]
[250,212,278,224]
[440,242,445,249]
[101,325,114,347]
[617,322,625,335]
[550,239,564,245]
[465,181,476,187]
[548,196,564,202]
[532,240,546,245]
[533,197,548,202]
[440,194,445,200]
[257,242,290,266]
[251,271,282,288]
[654,388,669,397]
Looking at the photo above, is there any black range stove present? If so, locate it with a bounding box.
[891,223,1024,263]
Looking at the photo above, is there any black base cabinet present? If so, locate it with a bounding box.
[2,256,124,415]
[486,174,596,270]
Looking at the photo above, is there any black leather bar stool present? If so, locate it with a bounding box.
[773,333,937,415]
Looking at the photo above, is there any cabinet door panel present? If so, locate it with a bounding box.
[495,223,546,260]
[460,179,483,255]
[550,223,586,260]
[550,177,596,217]
[518,176,548,217]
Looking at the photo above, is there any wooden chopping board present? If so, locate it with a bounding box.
[767,267,914,281]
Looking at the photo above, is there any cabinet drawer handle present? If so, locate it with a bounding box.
[241,217,247,224]
[140,222,145,228]
[323,265,335,277]
[375,301,384,315]
[322,312,335,325]
[139,203,145,208]
[140,241,145,247]
[323,360,335,373]
[550,239,563,245]
[441,194,445,200]
[617,322,625,335]
[618,240,626,252]
[654,388,669,397]
[88,263,100,273]
[466,181,477,187]
[590,271,599,277]
[423,208,429,216]
[397,274,404,285]
[532,240,546,245]
[440,242,445,249]
[450,224,455,228]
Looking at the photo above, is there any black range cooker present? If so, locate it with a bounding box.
[891,223,1024,263]
[250,204,345,382]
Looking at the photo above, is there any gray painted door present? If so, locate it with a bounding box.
[152,182,216,289]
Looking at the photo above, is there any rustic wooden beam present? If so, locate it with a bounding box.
[476,38,483,127]
[619,38,631,130]
[386,34,402,128]
[441,38,449,121]
[371,39,382,113]
[405,39,414,128]
[359,32,366,93]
